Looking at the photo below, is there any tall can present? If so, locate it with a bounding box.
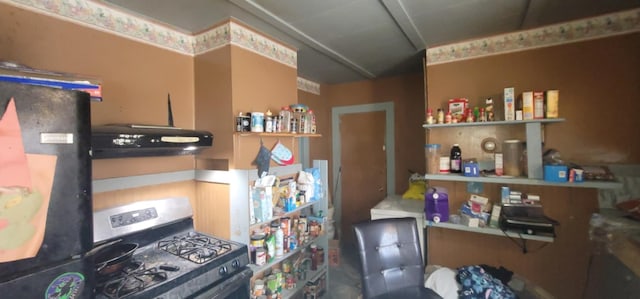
[450,144,462,173]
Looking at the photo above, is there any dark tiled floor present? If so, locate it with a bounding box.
[326,242,362,299]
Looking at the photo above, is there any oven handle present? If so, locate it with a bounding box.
[194,267,253,299]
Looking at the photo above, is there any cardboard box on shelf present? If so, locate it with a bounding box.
[504,87,515,121]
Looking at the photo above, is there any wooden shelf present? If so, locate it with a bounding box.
[426,221,554,243]
[235,132,322,138]
[424,173,622,189]
[422,118,565,129]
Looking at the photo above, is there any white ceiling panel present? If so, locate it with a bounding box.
[98,0,640,84]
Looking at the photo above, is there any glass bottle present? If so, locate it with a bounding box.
[310,244,318,271]
[436,109,444,124]
[450,144,462,173]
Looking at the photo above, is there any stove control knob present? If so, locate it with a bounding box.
[231,259,240,269]
[219,266,228,276]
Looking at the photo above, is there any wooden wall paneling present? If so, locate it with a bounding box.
[425,33,640,298]
[194,46,234,165]
[232,135,298,170]
[92,181,197,211]
[195,182,231,239]
[0,4,198,179]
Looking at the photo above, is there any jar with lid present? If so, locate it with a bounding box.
[265,110,274,133]
[425,144,441,174]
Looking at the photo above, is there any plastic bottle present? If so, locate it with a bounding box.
[279,106,292,132]
[436,109,444,124]
[425,144,441,174]
[307,109,317,133]
[450,144,462,173]
[445,111,452,124]
[310,244,318,270]
[275,225,284,257]
[426,108,434,124]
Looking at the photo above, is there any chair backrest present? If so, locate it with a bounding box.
[353,217,425,299]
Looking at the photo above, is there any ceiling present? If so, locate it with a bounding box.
[98,0,640,85]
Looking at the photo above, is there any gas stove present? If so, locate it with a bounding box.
[93,197,252,299]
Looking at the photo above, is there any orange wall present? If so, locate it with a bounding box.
[427,33,640,165]
[425,33,640,299]
[194,46,234,166]
[0,3,197,180]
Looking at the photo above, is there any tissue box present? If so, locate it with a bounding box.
[544,165,568,182]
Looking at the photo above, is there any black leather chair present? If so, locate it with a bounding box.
[353,217,442,299]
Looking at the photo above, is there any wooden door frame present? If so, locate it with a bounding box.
[331,102,395,239]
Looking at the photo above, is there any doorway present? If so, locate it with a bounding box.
[332,102,395,246]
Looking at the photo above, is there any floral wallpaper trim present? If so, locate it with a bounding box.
[297,77,321,95]
[7,0,297,68]
[227,22,297,69]
[8,0,195,54]
[426,8,640,66]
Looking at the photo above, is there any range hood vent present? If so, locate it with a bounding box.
[91,124,213,159]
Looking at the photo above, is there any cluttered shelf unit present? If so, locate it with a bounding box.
[423,118,621,189]
[230,161,329,299]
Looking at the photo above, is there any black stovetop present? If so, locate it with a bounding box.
[94,219,249,299]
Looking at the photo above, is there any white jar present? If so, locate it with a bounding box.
[250,112,264,132]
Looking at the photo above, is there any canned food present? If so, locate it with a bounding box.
[281,217,290,236]
[285,274,296,289]
[253,279,265,296]
[255,248,267,266]
[266,275,278,294]
[282,260,292,273]
[251,233,266,248]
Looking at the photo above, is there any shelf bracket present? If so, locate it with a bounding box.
[525,122,544,179]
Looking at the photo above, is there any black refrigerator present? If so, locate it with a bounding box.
[0,81,94,298]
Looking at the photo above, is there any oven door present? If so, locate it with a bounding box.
[192,267,252,299]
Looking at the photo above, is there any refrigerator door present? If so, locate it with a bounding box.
[0,81,93,279]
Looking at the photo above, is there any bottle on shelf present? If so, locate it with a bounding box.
[445,111,452,124]
[310,243,318,271]
[426,108,434,124]
[450,144,462,173]
[279,106,292,132]
[275,224,284,258]
[308,109,317,134]
[436,108,444,124]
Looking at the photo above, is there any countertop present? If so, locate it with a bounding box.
[371,194,424,216]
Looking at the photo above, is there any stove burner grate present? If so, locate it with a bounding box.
[99,261,168,299]
[157,232,232,264]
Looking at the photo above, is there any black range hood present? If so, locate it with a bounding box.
[91,124,213,159]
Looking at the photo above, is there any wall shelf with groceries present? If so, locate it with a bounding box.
[235,104,319,136]
[423,88,621,190]
[230,161,329,299]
